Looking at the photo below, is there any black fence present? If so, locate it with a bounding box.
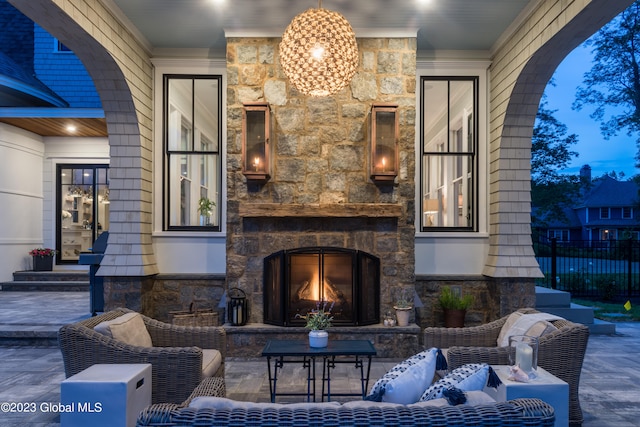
[534,237,640,300]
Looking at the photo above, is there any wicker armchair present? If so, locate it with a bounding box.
[424,308,589,426]
[58,308,226,404]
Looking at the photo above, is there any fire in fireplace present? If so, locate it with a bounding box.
[263,247,380,326]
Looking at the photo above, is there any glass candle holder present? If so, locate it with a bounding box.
[508,335,539,378]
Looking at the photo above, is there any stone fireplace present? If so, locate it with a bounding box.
[226,36,417,326]
[264,247,380,326]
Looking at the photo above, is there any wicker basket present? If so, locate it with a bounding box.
[169,303,219,327]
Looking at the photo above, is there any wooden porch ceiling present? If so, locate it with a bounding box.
[0,117,107,137]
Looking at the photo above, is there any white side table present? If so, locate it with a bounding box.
[483,365,568,427]
[60,363,152,427]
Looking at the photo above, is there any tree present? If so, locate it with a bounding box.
[531,93,581,226]
[573,1,640,166]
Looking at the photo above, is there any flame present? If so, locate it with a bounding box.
[310,271,321,301]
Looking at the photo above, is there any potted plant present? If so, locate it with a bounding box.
[438,286,475,327]
[29,247,57,271]
[198,197,215,226]
[296,301,334,348]
[393,288,413,327]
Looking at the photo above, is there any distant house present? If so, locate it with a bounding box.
[535,166,640,242]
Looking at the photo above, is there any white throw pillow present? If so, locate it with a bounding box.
[419,363,501,402]
[366,347,445,402]
[496,312,523,347]
[94,312,153,347]
[382,358,437,404]
[202,349,223,377]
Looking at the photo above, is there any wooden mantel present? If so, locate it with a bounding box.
[238,203,403,218]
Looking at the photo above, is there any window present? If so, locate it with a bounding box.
[54,39,72,53]
[57,165,109,263]
[420,77,477,230]
[622,207,633,219]
[164,75,222,230]
[547,229,569,241]
[600,207,610,219]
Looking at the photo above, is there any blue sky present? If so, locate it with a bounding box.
[541,44,638,179]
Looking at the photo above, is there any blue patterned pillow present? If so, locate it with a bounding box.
[419,363,501,402]
[366,348,446,402]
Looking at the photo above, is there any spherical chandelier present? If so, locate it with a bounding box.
[279,1,359,97]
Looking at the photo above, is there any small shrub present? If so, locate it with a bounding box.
[595,275,618,301]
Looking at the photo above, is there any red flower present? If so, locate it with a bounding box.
[29,248,57,257]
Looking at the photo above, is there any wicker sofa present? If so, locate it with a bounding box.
[424,308,589,426]
[58,308,226,404]
[137,394,555,426]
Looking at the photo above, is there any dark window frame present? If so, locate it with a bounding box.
[163,74,223,231]
[419,75,479,232]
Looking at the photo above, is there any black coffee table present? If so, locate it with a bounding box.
[261,339,377,402]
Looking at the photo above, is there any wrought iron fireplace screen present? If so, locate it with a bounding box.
[264,247,380,326]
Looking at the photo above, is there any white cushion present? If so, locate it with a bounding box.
[285,401,341,409]
[342,400,403,409]
[189,396,340,410]
[409,391,495,407]
[94,312,153,347]
[497,312,561,347]
[202,349,223,377]
[190,397,282,410]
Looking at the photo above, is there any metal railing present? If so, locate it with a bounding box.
[534,237,640,299]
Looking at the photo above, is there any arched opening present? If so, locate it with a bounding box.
[484,0,635,279]
[8,0,158,283]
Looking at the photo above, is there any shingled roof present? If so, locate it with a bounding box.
[580,175,639,208]
[0,51,68,107]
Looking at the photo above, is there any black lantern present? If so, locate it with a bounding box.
[227,288,247,326]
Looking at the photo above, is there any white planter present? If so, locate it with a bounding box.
[308,330,329,348]
[394,307,412,327]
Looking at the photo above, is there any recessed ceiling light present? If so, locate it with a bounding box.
[66,124,77,133]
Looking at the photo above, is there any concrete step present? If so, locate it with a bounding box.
[535,286,616,334]
[13,270,88,282]
[589,318,618,335]
[537,302,596,325]
[535,286,571,307]
[0,281,89,292]
[0,329,59,347]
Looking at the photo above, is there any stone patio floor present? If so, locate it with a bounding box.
[0,291,639,426]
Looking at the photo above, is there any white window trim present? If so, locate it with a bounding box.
[414,60,490,276]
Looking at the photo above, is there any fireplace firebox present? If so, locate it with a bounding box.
[264,247,380,326]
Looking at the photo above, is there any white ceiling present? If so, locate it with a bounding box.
[106,0,536,57]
